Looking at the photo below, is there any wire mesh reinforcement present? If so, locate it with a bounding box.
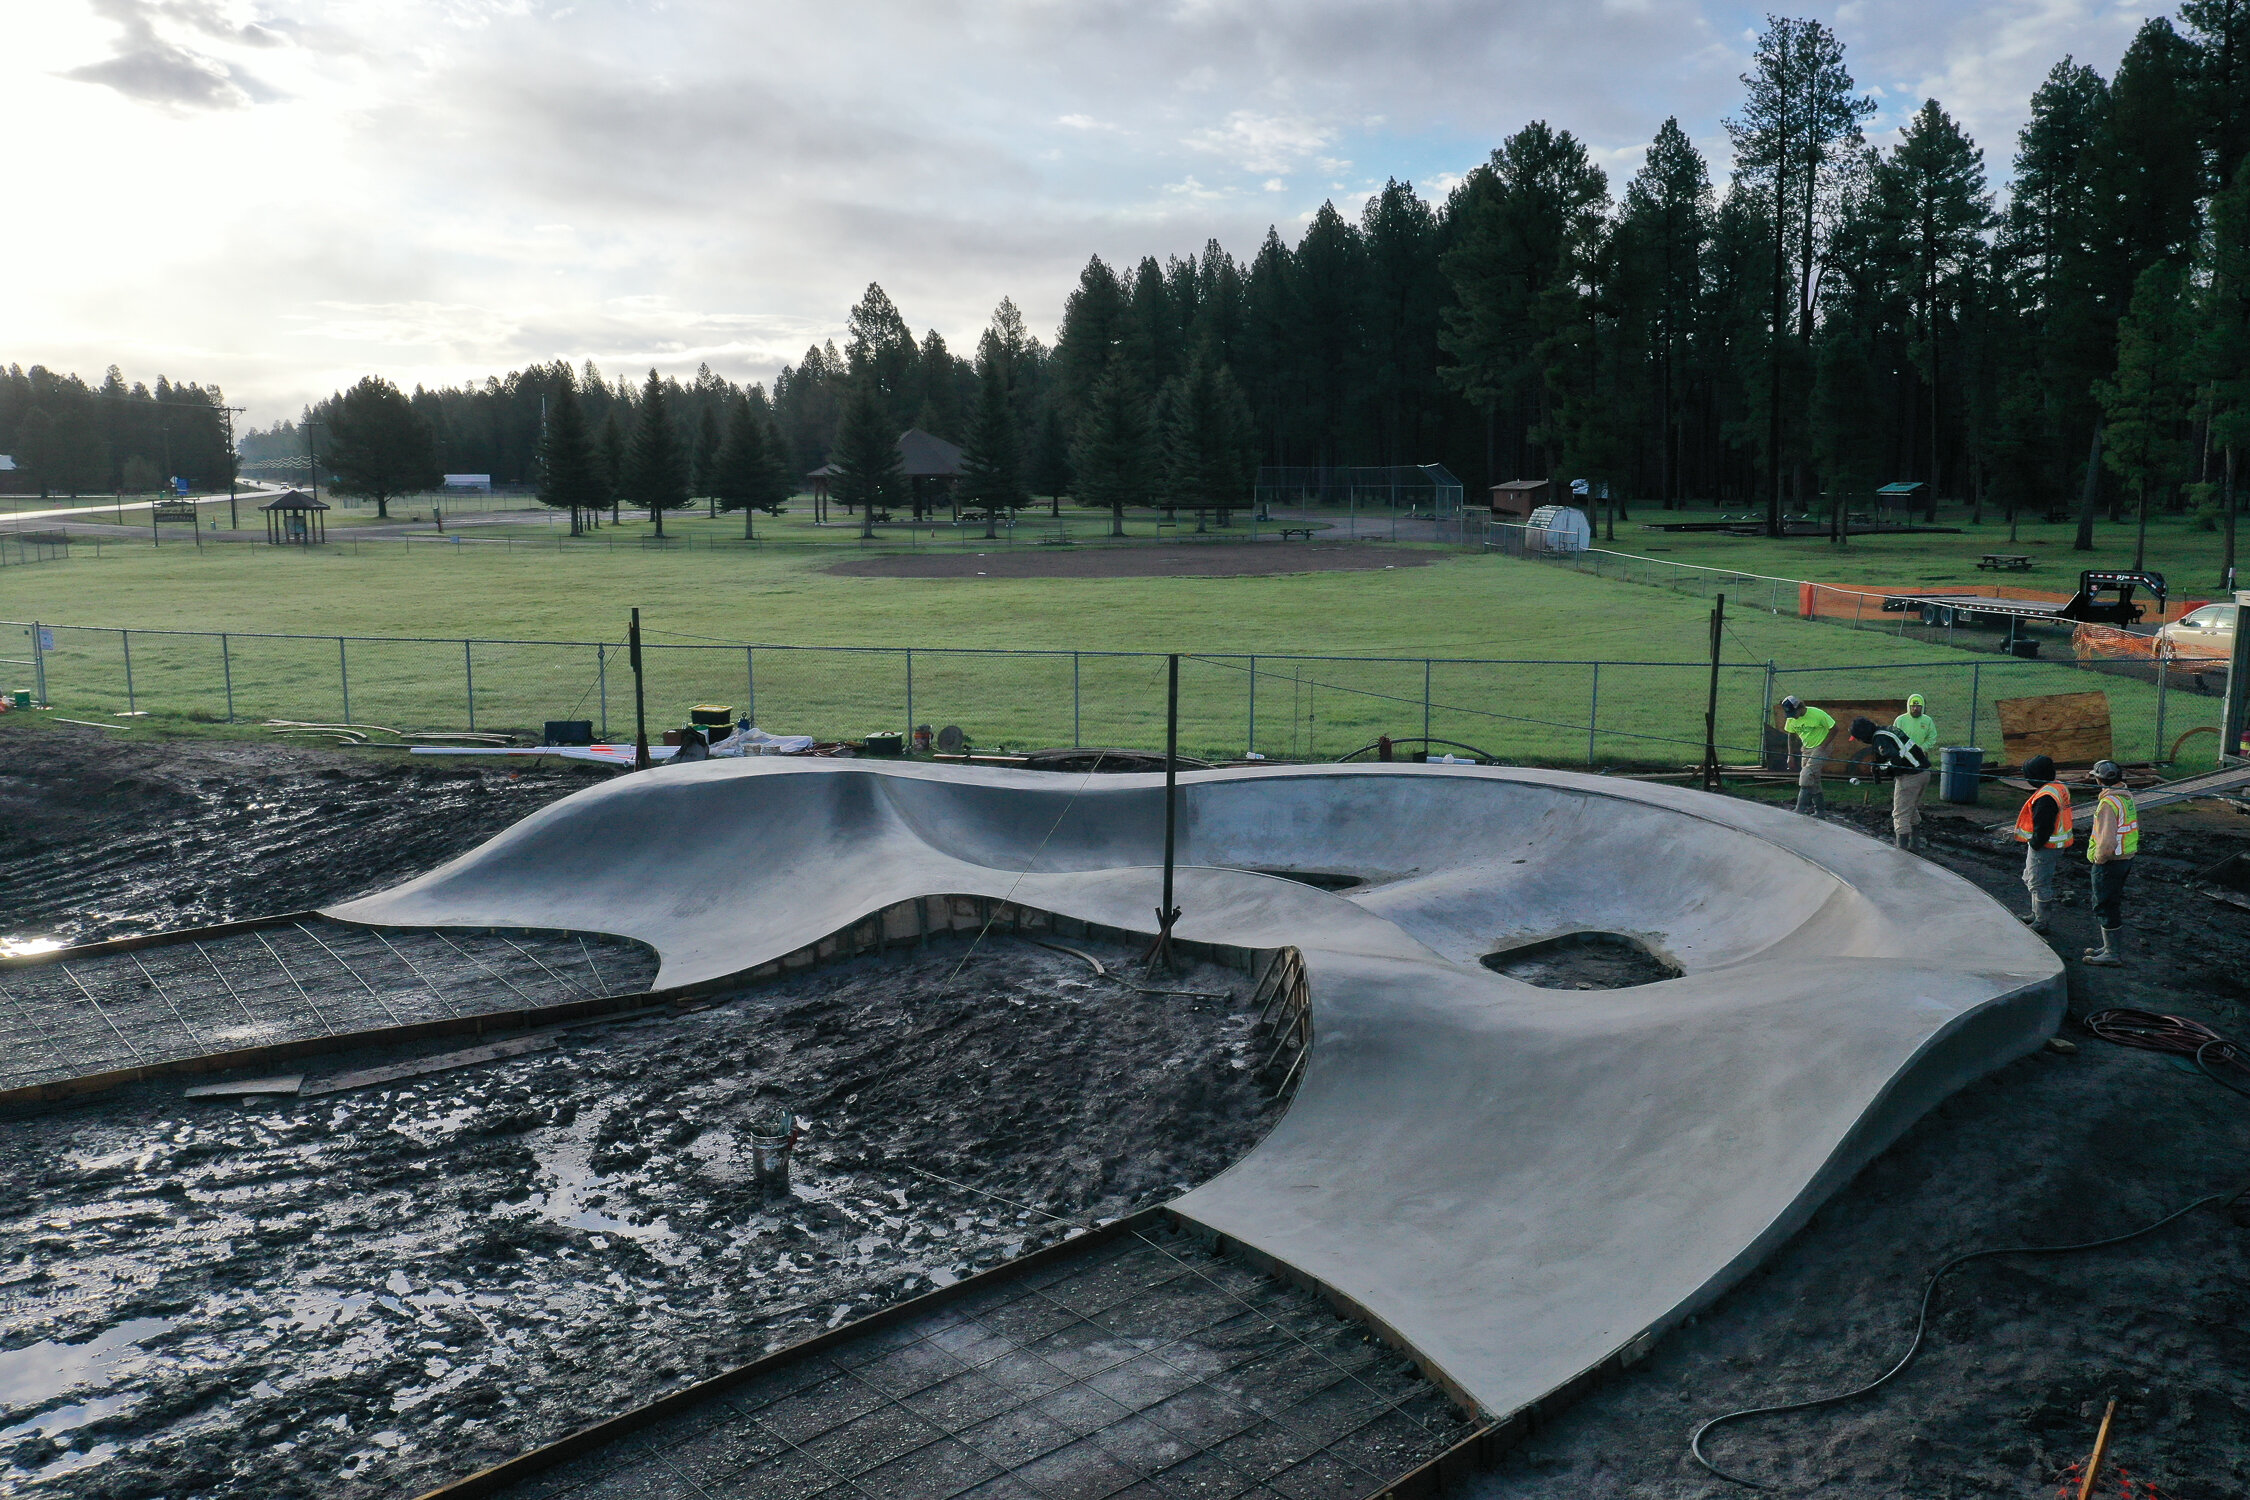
[0,923,659,1092]
[487,1216,1476,1500]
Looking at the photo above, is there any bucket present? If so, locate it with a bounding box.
[9,691,27,708]
[748,1107,797,1190]
[1940,746,1984,804]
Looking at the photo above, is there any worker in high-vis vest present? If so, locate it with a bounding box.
[1889,693,1938,848]
[2081,759,2139,967]
[1849,716,1932,850]
[2010,754,2073,934]
[1779,696,1836,816]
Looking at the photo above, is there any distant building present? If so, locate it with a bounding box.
[0,455,16,472]
[443,474,493,492]
[1489,478,1551,521]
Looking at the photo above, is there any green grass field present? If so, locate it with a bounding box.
[0,500,2228,768]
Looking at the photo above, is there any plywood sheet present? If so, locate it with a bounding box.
[1773,698,1909,777]
[1995,691,2112,768]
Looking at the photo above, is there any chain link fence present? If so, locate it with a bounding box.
[1,615,2220,772]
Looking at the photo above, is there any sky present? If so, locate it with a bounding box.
[1,0,2157,427]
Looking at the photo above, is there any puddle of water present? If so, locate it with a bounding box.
[510,1123,690,1264]
[0,1317,174,1411]
[0,935,62,958]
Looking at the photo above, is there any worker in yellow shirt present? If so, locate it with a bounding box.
[2081,760,2139,967]
[1779,695,1836,816]
[1890,693,1937,849]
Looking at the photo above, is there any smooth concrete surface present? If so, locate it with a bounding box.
[329,761,2063,1422]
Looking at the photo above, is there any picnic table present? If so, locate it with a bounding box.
[1278,527,1315,541]
[1978,552,2034,572]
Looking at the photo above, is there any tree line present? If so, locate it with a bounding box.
[0,365,235,498]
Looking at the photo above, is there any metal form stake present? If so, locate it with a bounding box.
[30,620,46,706]
[630,608,650,769]
[1072,652,1081,747]
[122,630,135,715]
[745,647,756,727]
[1247,655,1256,755]
[1969,662,1984,752]
[905,649,914,739]
[221,633,234,721]
[1701,594,1725,790]
[338,637,351,724]
[463,640,475,729]
[597,644,608,738]
[1586,663,1600,765]
[1149,653,1182,974]
[1423,659,1432,745]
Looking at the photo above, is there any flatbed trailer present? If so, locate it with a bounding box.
[1881,569,2166,639]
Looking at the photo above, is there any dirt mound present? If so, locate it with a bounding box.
[825,541,1438,580]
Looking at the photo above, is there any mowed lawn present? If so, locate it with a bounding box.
[0,519,2223,767]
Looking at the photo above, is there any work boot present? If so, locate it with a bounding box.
[2020,900,2050,934]
[2082,927,2124,966]
[1893,829,1908,850]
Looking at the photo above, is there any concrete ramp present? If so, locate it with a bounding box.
[330,761,2062,1424]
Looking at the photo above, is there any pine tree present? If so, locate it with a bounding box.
[2097,262,2195,570]
[598,408,626,526]
[535,369,604,535]
[1620,120,1711,508]
[1031,407,1072,517]
[623,369,690,537]
[711,395,791,538]
[692,404,721,516]
[959,333,1027,538]
[1155,354,1255,530]
[1070,366,1150,538]
[322,375,440,519]
[833,378,904,540]
[2200,158,2250,587]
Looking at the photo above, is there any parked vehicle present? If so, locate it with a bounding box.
[2156,600,2239,659]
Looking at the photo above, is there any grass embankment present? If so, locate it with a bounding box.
[0,512,2222,767]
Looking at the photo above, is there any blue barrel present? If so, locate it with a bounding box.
[1940,746,1984,804]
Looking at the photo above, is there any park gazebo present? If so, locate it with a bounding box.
[260,489,330,545]
[806,428,966,524]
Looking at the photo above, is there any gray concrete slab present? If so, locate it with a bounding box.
[328,762,2062,1424]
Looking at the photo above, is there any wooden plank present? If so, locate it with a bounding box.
[301,1032,556,1097]
[1996,691,2112,768]
[183,1074,303,1099]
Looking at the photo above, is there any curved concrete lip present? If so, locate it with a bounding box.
[330,760,2062,1422]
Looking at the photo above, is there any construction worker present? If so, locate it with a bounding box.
[2010,755,2073,933]
[1779,695,1836,815]
[1891,693,1937,846]
[2081,760,2139,966]
[1848,717,1932,849]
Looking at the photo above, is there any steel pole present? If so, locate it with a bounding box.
[1247,655,1256,755]
[1587,663,1600,766]
[339,637,351,725]
[1072,652,1081,748]
[746,647,755,727]
[1152,653,1182,973]
[31,620,45,706]
[1701,595,1724,790]
[122,629,134,715]
[221,633,233,722]
[905,649,914,739]
[630,609,649,769]
[1423,659,1431,745]
[597,644,608,739]
[463,640,475,729]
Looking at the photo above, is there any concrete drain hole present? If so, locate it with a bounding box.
[1481,931,1681,989]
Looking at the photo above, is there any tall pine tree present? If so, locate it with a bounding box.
[535,368,604,535]
[623,369,690,537]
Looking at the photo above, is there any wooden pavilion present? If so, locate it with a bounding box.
[260,489,330,545]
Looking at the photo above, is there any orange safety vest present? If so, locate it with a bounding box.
[2013,781,2075,848]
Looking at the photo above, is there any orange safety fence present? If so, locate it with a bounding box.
[1796,580,2205,627]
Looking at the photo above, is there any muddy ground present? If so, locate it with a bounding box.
[825,541,1436,580]
[1467,794,2250,1500]
[0,725,601,946]
[0,935,1281,1499]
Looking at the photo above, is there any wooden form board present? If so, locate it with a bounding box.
[1995,691,2112,768]
[1774,699,1909,777]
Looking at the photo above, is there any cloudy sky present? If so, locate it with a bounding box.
[3,0,2152,426]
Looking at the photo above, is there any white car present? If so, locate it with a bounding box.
[2156,601,2239,659]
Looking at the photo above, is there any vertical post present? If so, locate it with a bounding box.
[597,644,608,739]
[905,648,914,739]
[1969,662,1983,752]
[463,639,475,729]
[1586,663,1600,766]
[1702,595,1725,790]
[1151,653,1182,973]
[221,633,234,722]
[2154,651,2168,763]
[2222,588,2250,762]
[1072,652,1081,748]
[339,637,351,725]
[1247,655,1256,755]
[122,629,135,715]
[1761,661,1777,740]
[1423,658,1432,746]
[31,620,46,706]
[746,647,756,728]
[630,609,650,769]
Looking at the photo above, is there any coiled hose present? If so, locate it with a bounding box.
[1689,1011,2248,1490]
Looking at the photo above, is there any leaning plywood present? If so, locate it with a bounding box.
[1996,691,2112,768]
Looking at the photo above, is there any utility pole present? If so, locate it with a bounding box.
[1702,594,1726,791]
[1149,653,1183,973]
[630,607,651,770]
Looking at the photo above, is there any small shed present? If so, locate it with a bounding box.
[260,489,329,545]
[1489,479,1551,521]
[1876,481,1931,519]
[1525,504,1592,554]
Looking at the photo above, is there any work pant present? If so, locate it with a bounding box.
[2091,859,2133,928]
[1794,751,1826,813]
[1891,769,1931,839]
[2020,844,2057,906]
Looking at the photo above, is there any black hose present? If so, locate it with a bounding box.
[1688,1192,2228,1490]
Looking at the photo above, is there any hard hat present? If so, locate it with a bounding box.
[1780,695,1804,715]
[2092,759,2124,784]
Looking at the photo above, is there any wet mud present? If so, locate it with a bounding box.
[0,936,1282,1498]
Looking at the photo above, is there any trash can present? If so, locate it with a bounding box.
[1940,746,1984,804]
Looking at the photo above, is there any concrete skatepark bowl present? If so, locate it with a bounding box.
[327,759,2064,1483]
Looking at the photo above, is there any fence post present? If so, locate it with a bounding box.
[464,639,475,730]
[1247,655,1256,755]
[1761,661,1776,756]
[339,637,351,725]
[746,647,755,727]
[905,648,913,736]
[2154,652,2168,762]
[1969,662,1982,750]
[1073,652,1081,747]
[122,629,134,715]
[31,620,45,706]
[1586,663,1600,765]
[221,633,233,722]
[1423,659,1432,745]
[598,644,608,738]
